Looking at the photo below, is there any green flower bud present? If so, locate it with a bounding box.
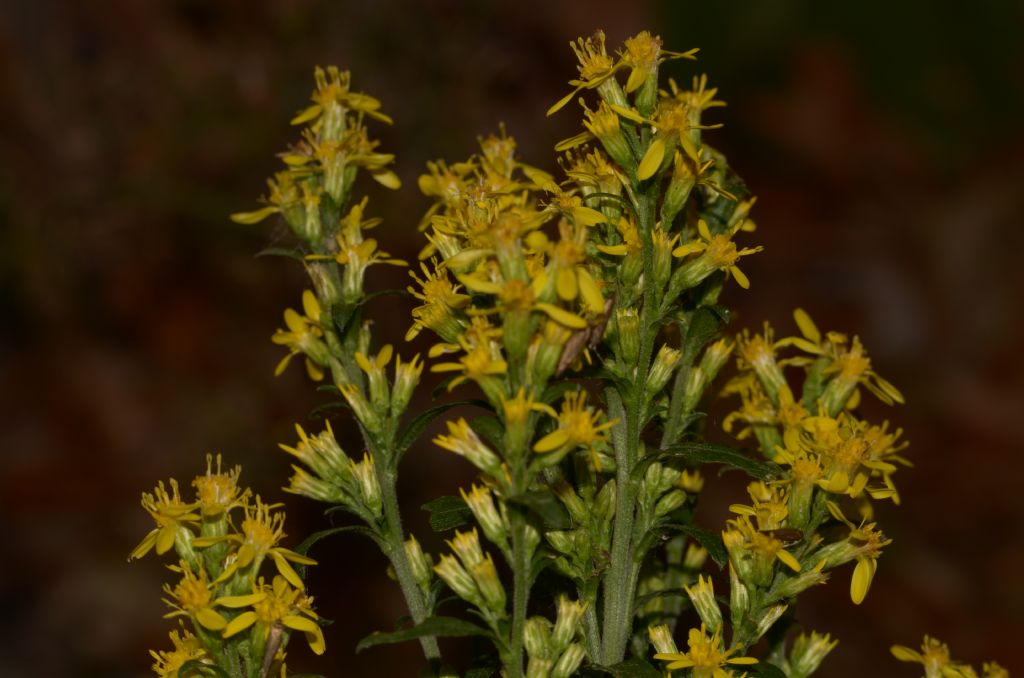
[685,575,723,634]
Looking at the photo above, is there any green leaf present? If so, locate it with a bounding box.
[650,442,782,481]
[293,524,381,558]
[656,523,729,567]
[749,662,788,678]
[540,380,581,405]
[470,415,504,451]
[633,587,689,608]
[593,658,662,678]
[465,668,496,678]
[430,374,458,400]
[331,302,359,337]
[397,400,484,453]
[254,246,306,262]
[510,490,572,530]
[177,660,229,678]
[356,616,490,652]
[422,496,473,532]
[682,304,729,363]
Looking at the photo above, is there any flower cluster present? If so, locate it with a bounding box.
[131,456,322,677]
[892,636,1009,678]
[126,25,1009,678]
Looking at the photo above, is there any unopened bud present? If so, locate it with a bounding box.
[648,624,678,655]
[789,631,838,678]
[685,575,723,634]
[350,454,382,517]
[551,597,586,650]
[524,617,552,658]
[551,643,586,678]
[404,535,433,593]
[470,554,506,612]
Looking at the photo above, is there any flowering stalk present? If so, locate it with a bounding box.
[130,25,1007,678]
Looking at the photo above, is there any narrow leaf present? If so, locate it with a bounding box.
[657,442,782,480]
[254,246,306,262]
[594,658,662,678]
[356,616,490,652]
[293,525,381,558]
[422,496,473,533]
[398,400,483,452]
[657,523,729,567]
[750,663,788,678]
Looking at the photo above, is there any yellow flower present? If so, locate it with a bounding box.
[825,501,891,604]
[197,498,316,590]
[779,308,904,409]
[220,575,325,656]
[162,561,228,631]
[672,219,762,289]
[430,339,508,391]
[192,454,248,518]
[130,479,199,560]
[271,290,327,380]
[533,391,617,459]
[149,627,210,678]
[433,418,504,478]
[654,624,758,677]
[547,31,624,115]
[891,636,978,678]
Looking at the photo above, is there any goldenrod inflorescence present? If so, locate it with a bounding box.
[130,28,1008,678]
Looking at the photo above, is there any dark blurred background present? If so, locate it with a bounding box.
[2,1,1022,676]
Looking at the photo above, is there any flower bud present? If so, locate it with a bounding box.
[647,345,682,395]
[729,563,749,623]
[789,631,838,678]
[552,597,586,651]
[434,554,482,607]
[754,604,788,642]
[448,529,484,569]
[350,454,382,517]
[654,489,686,518]
[390,354,423,417]
[685,575,723,634]
[648,624,679,654]
[460,485,508,548]
[613,309,640,365]
[661,154,695,228]
[552,643,586,678]
[683,543,708,570]
[404,535,433,593]
[524,617,553,658]
[470,554,507,613]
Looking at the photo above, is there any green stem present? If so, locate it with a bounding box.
[600,387,639,664]
[377,466,441,662]
[507,505,531,678]
[582,593,602,662]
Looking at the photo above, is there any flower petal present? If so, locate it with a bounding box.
[222,610,258,638]
[637,137,666,181]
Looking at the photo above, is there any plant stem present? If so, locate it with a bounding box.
[377,465,441,662]
[600,387,639,664]
[507,504,531,678]
[582,592,602,662]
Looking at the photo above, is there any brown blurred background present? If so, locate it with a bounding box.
[1,1,1022,676]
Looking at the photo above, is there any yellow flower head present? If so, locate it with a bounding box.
[654,624,758,677]
[162,561,227,631]
[533,391,617,458]
[271,290,326,380]
[891,636,980,678]
[149,627,209,678]
[672,219,762,289]
[192,455,247,518]
[130,479,199,560]
[221,575,325,656]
